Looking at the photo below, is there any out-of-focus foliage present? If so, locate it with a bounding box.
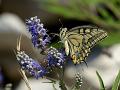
[112,70,120,90]
[96,71,105,90]
[40,0,120,46]
[97,70,120,90]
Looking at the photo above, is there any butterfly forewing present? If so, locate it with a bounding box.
[70,26,107,48]
[84,28,107,48]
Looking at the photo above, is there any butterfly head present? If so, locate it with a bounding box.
[59,28,67,40]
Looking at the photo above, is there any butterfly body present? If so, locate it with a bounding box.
[59,26,107,64]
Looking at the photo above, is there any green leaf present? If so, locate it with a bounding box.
[44,5,75,18]
[112,70,120,90]
[97,7,113,21]
[96,71,106,90]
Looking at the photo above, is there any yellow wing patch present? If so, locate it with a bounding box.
[64,40,69,56]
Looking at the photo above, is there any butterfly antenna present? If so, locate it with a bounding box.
[59,18,63,28]
[59,18,64,32]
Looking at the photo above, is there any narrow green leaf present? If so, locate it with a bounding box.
[96,71,106,90]
[52,83,58,90]
[112,70,120,90]
[97,7,113,21]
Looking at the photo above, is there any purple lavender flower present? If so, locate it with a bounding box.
[16,51,47,79]
[46,47,66,68]
[26,16,50,50]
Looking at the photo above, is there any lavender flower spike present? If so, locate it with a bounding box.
[26,16,50,49]
[47,47,66,68]
[16,51,47,79]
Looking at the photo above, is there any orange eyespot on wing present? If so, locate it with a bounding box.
[71,54,77,64]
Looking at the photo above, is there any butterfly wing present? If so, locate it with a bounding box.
[70,26,107,48]
[66,26,107,64]
[64,40,69,56]
[66,33,83,64]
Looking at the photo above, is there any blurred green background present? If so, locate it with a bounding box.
[1,0,120,46]
[40,0,120,46]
